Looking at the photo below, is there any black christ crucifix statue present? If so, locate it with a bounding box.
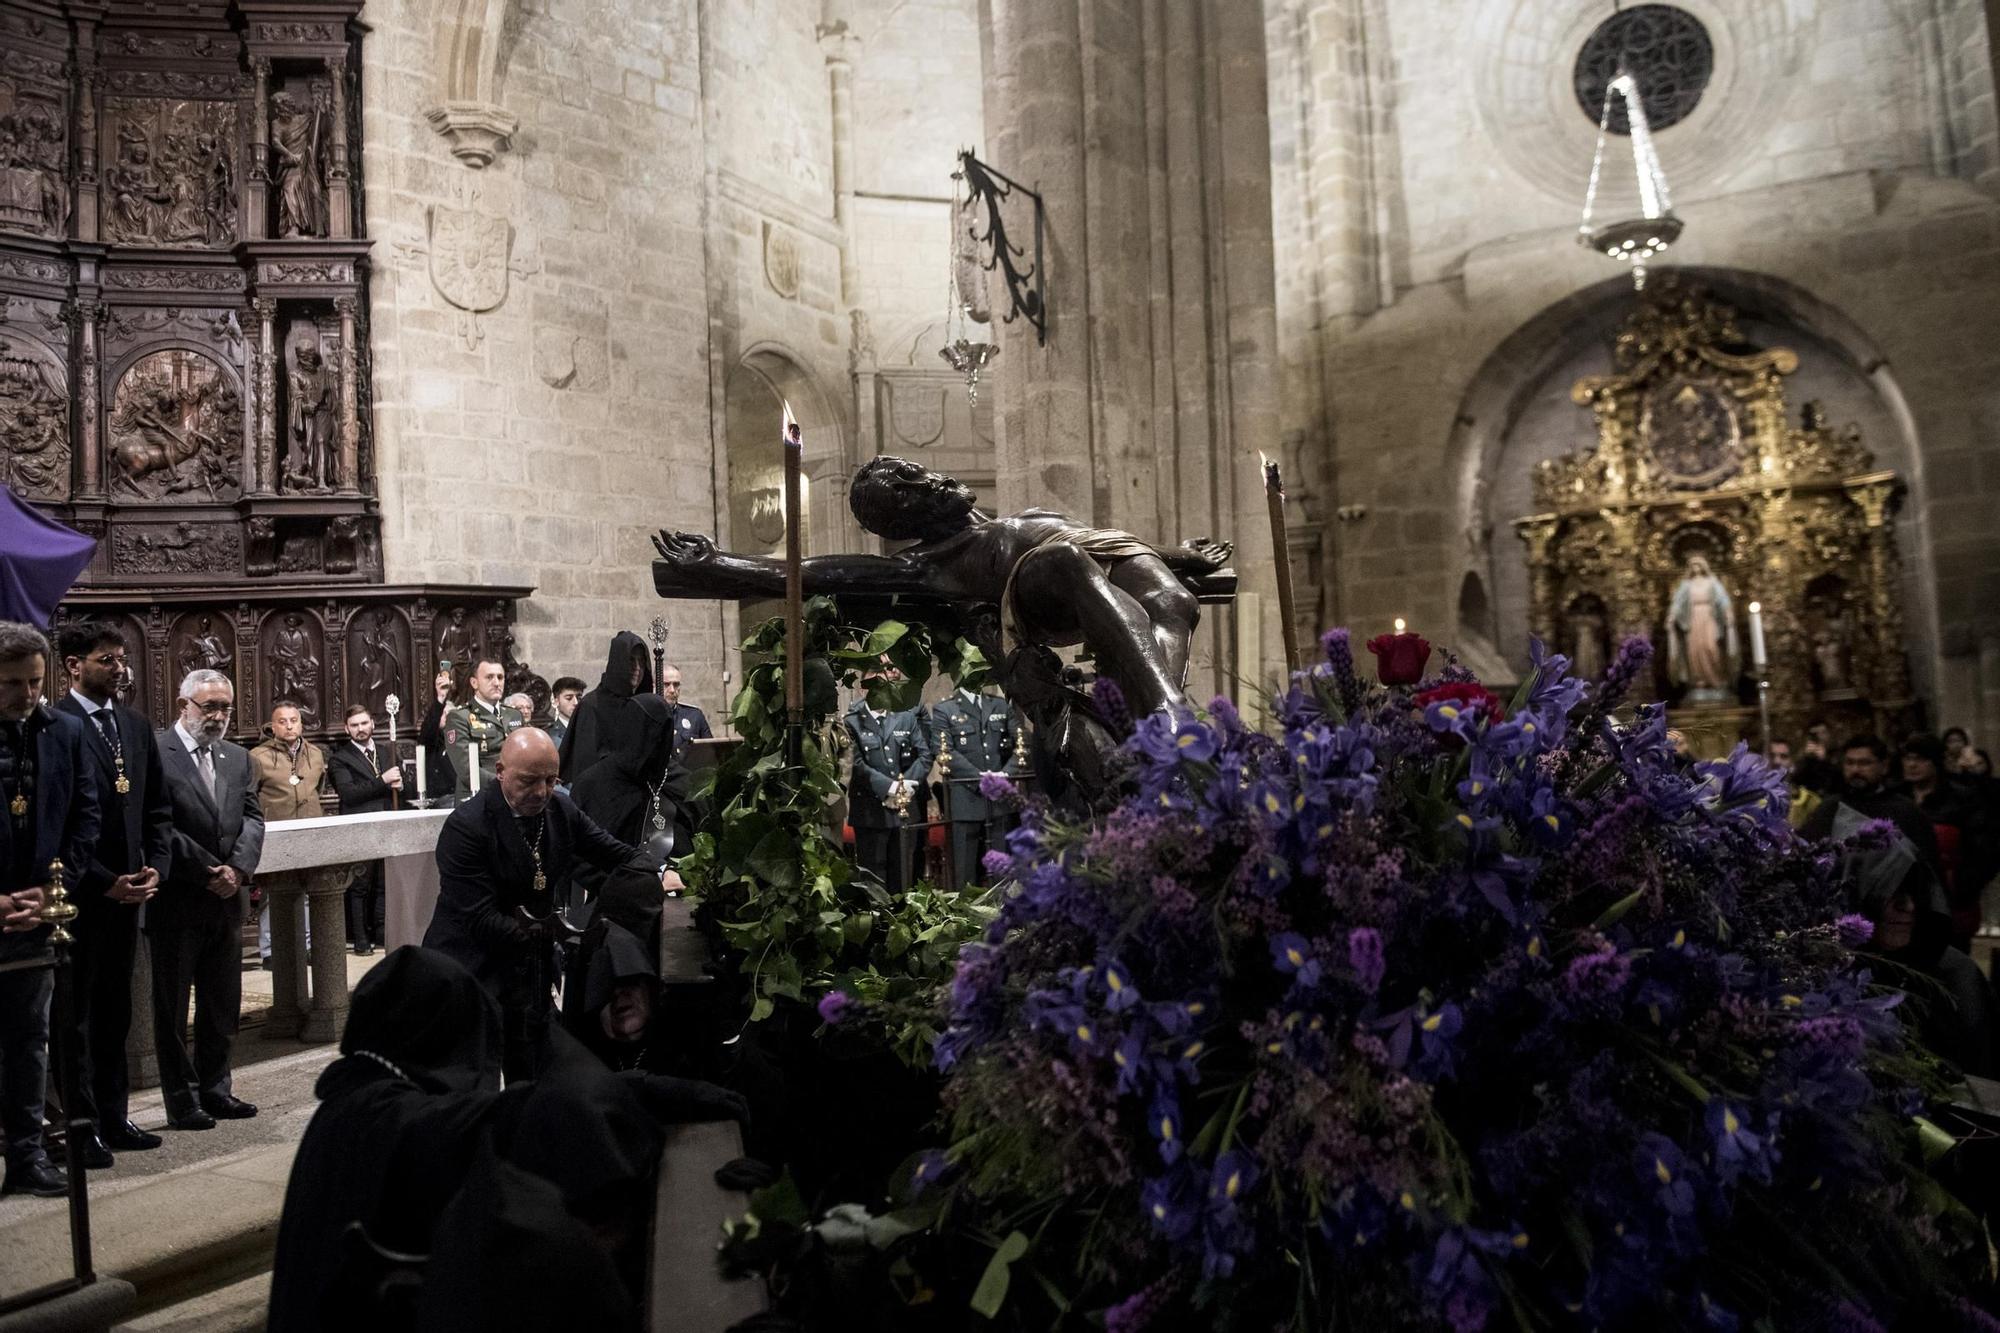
[651,456,1234,719]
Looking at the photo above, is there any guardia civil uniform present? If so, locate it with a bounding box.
[843,699,933,894]
[930,688,1024,889]
[441,697,525,799]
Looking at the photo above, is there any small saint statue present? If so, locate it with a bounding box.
[1666,555,1737,700]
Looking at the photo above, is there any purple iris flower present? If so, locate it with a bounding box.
[1270,932,1322,989]
[1705,1100,1770,1185]
[1424,695,1485,743]
[1414,1001,1463,1080]
[1111,1031,1149,1096]
[908,1148,953,1195]
[1099,957,1142,1012]
[1148,1092,1184,1164]
[1634,1133,1698,1217]
[1139,1167,1200,1242]
[1527,635,1589,715]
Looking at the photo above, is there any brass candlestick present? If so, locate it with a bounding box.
[1012,725,1029,768]
[39,858,76,945]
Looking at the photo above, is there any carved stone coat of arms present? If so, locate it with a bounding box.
[428,204,511,312]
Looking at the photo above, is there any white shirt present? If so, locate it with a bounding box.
[68,688,115,721]
[173,719,208,757]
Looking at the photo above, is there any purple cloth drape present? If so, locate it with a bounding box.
[0,486,95,627]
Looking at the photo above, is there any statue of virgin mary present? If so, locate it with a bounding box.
[1667,555,1737,701]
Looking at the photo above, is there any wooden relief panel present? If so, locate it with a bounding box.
[0,59,68,238]
[107,348,244,502]
[344,607,409,717]
[258,607,324,727]
[0,331,68,499]
[101,97,238,248]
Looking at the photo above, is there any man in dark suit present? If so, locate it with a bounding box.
[54,621,173,1165]
[844,692,933,893]
[657,664,712,760]
[326,703,404,956]
[152,667,264,1129]
[0,621,100,1197]
[424,727,671,1080]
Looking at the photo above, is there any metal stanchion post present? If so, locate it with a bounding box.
[40,858,94,1284]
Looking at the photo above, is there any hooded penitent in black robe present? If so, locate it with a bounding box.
[565,918,682,1075]
[567,675,695,924]
[417,1033,669,1333]
[558,630,666,784]
[266,947,532,1333]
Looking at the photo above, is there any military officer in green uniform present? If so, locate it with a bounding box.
[844,693,934,894]
[931,686,1024,889]
[441,657,525,800]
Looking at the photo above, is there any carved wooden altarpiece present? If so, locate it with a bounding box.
[1514,278,1912,748]
[0,1,536,740]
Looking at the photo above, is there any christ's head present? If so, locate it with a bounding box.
[849,457,978,542]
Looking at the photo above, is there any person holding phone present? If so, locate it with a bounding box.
[418,663,464,807]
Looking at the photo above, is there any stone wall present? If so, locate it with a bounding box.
[1269,0,2000,738]
[362,0,720,692]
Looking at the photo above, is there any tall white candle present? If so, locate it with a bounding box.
[1748,601,1768,671]
[467,740,481,792]
[415,745,427,801]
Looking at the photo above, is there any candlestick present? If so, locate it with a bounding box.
[466,740,480,793]
[415,744,428,804]
[1262,453,1302,673]
[1747,600,1767,671]
[782,403,805,769]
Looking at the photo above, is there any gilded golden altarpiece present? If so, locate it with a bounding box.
[1514,280,1912,748]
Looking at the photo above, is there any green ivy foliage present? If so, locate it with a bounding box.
[676,596,997,1066]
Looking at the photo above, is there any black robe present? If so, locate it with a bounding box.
[266,947,532,1333]
[558,630,667,783]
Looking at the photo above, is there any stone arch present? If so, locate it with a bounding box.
[1443,265,1937,698]
[426,0,522,167]
[726,343,852,557]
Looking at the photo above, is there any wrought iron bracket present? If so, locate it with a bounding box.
[957,150,1046,345]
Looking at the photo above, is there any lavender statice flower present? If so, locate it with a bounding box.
[817,989,853,1025]
[1103,1275,1178,1333]
[981,849,1014,880]
[1321,627,1363,715]
[1348,927,1386,993]
[1594,635,1654,716]
[1094,676,1135,739]
[978,771,1018,803]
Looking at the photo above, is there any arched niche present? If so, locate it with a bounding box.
[725,344,850,559]
[1444,266,1936,704]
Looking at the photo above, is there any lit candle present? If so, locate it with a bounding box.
[1394,617,1406,634]
[467,740,480,792]
[1748,601,1767,671]
[1262,453,1302,672]
[415,745,427,802]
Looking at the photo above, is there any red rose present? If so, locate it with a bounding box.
[1412,681,1505,719]
[1365,632,1432,686]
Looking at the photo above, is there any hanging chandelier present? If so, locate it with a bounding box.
[1578,65,1682,289]
[939,163,998,406]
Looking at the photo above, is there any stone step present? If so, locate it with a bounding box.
[112,1272,269,1333]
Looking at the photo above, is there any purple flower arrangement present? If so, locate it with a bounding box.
[929,631,1983,1331]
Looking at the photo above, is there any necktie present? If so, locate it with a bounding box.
[196,743,217,800]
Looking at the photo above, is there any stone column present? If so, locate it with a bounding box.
[265,874,308,1036]
[980,0,1284,692]
[302,868,354,1041]
[335,296,360,495]
[819,19,860,305]
[73,299,104,499]
[327,57,353,240]
[252,297,277,496]
[249,58,271,239]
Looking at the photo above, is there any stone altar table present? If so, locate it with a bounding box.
[254,808,449,1040]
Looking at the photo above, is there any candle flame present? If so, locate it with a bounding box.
[1748,601,1761,614]
[1394,618,1406,633]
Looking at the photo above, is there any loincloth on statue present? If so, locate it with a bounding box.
[999,527,1161,654]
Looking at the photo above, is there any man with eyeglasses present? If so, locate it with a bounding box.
[151,669,264,1130]
[54,621,174,1164]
